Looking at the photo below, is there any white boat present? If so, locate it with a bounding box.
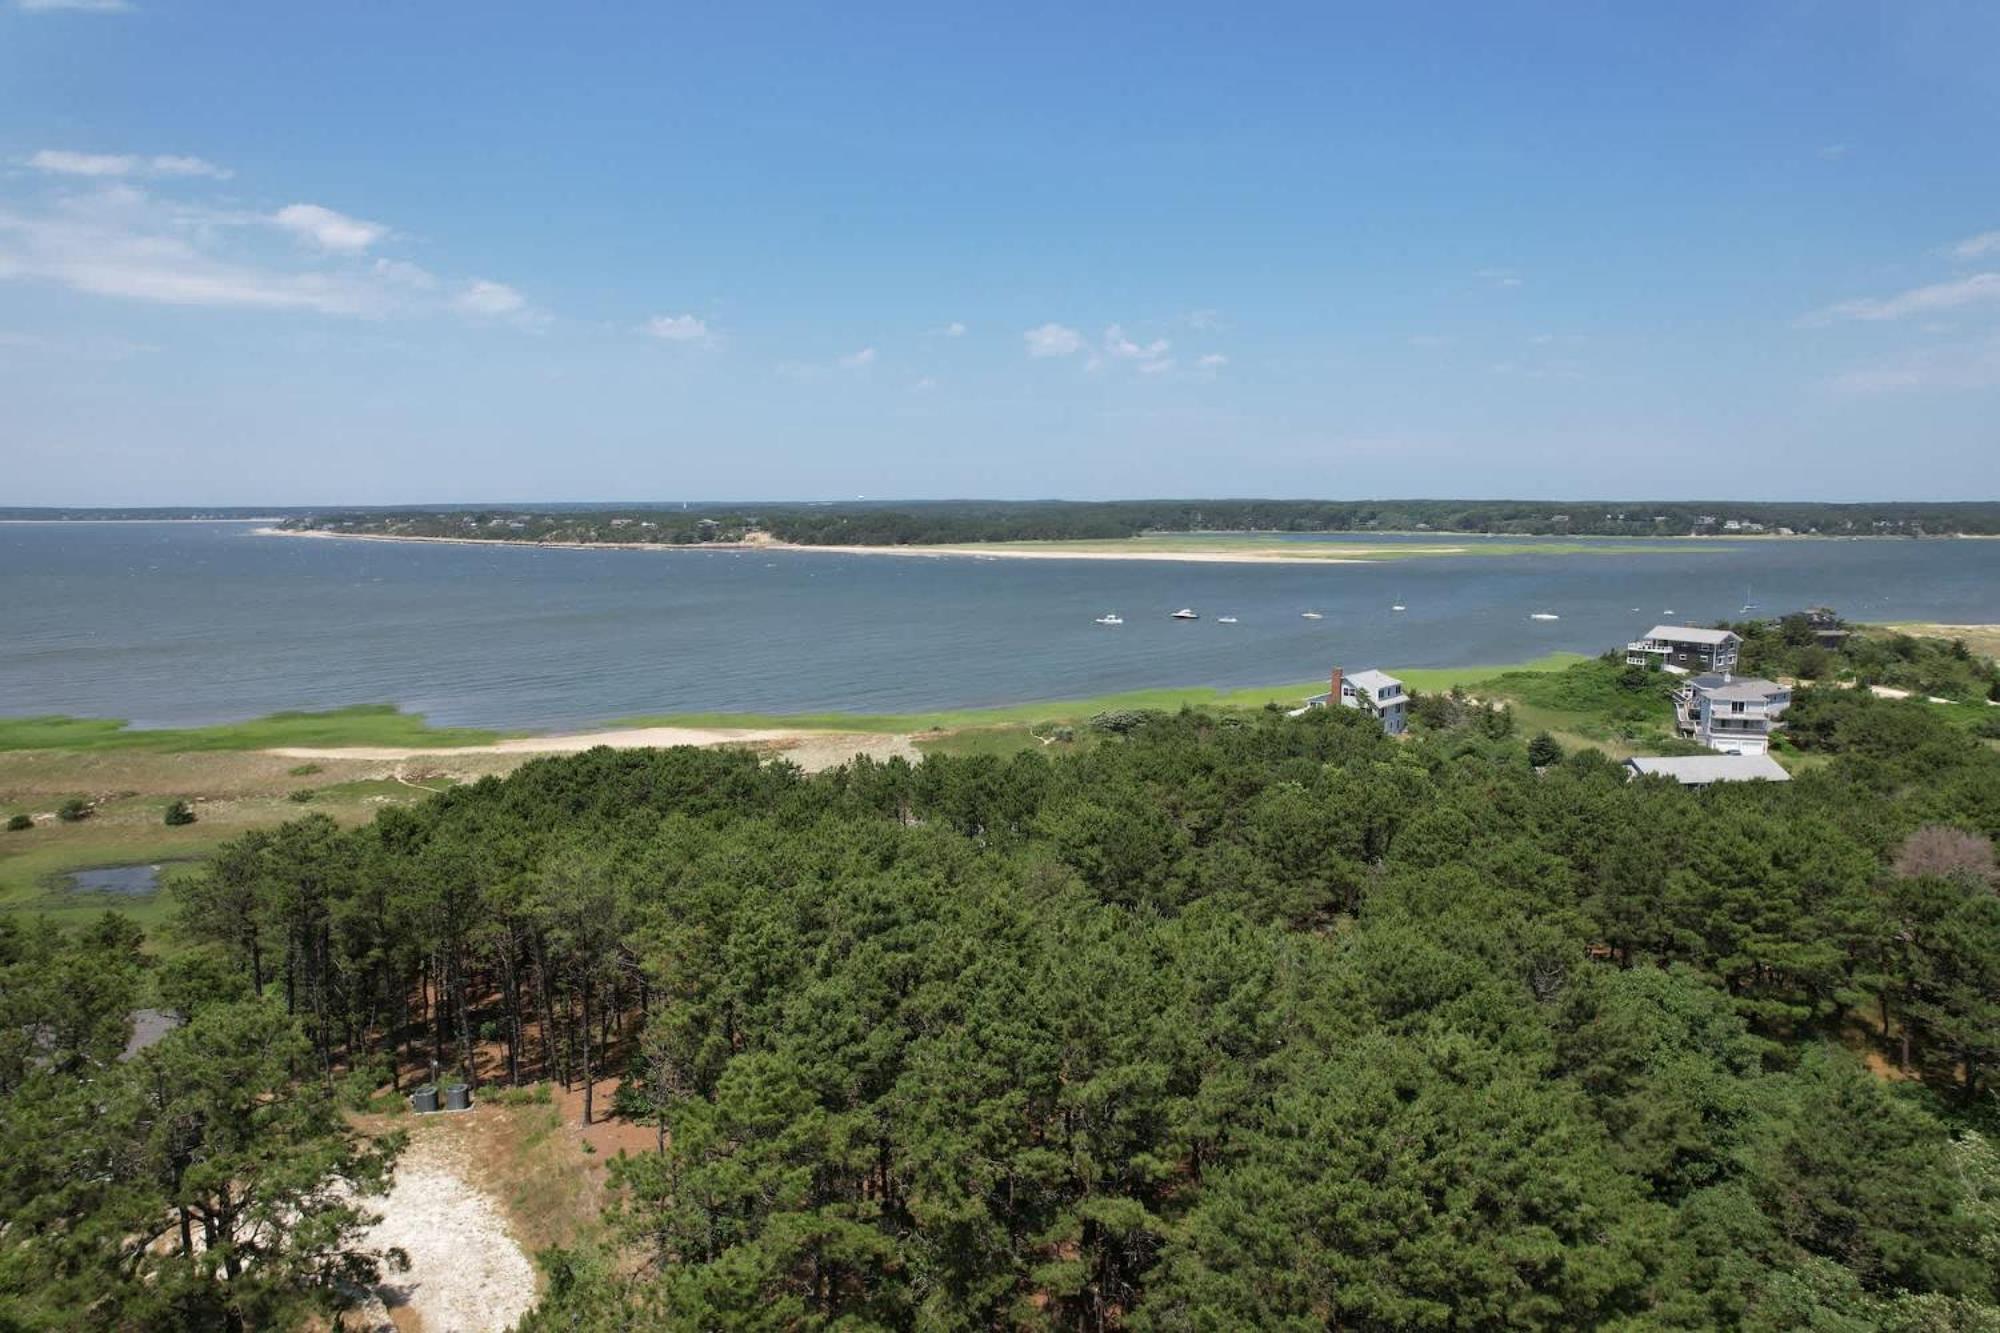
[1301,611,1324,620]
[1171,608,1199,620]
[1530,612,1560,621]
[1391,604,1407,612]
[1094,614,1123,625]
[1217,616,1239,624]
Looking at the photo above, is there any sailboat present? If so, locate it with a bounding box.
[1740,586,1757,614]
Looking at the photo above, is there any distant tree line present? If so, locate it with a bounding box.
[280,498,2000,546]
[10,676,2000,1327]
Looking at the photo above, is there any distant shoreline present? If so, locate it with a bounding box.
[252,526,1379,565]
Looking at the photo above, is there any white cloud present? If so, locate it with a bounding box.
[1818,144,1849,161]
[0,179,536,327]
[1185,308,1223,331]
[642,313,710,342]
[1800,272,2000,325]
[272,203,386,253]
[149,155,231,179]
[1196,353,1228,369]
[17,0,133,12]
[1828,334,2000,394]
[837,346,877,369]
[30,150,136,177]
[1103,323,1173,375]
[1476,267,1524,288]
[1104,323,1169,361]
[1952,230,2000,260]
[455,278,527,317]
[371,257,437,290]
[30,150,230,179]
[1024,322,1083,357]
[0,189,391,315]
[932,320,966,337]
[911,376,937,392]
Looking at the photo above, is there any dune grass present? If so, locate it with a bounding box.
[0,705,505,754]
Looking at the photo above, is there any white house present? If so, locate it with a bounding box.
[1674,673,1790,755]
[1304,667,1409,735]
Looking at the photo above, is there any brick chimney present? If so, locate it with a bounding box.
[1329,666,1343,703]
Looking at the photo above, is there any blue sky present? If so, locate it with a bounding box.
[2,2,1997,505]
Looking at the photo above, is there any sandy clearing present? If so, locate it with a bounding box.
[269,728,918,768]
[352,1131,537,1333]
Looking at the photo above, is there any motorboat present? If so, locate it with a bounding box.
[1171,608,1199,620]
[1530,612,1560,621]
[1391,604,1406,612]
[1094,614,1124,625]
[1300,611,1324,620]
[1217,616,1239,624]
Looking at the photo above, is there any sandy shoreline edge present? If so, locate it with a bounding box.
[251,526,1380,565]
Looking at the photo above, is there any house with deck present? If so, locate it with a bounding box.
[1625,625,1741,674]
[1304,667,1409,735]
[1674,673,1790,755]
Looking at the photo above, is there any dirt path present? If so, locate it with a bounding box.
[351,1126,538,1332]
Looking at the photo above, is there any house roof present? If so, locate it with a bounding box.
[1643,625,1740,646]
[1687,674,1787,702]
[1346,669,1403,695]
[1625,754,1791,785]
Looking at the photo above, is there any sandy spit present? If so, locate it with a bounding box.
[269,727,918,767]
[251,526,1376,565]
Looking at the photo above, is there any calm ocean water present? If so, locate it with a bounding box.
[4,522,1999,730]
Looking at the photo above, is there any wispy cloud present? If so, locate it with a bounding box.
[930,320,965,337]
[0,188,392,315]
[1024,322,1082,357]
[0,170,537,327]
[1196,353,1228,369]
[1476,267,1524,288]
[1818,143,1849,161]
[271,203,386,253]
[16,0,133,12]
[30,149,231,180]
[1828,334,2000,394]
[1104,323,1169,362]
[1185,308,1224,331]
[1799,272,2000,325]
[454,279,527,317]
[641,313,710,343]
[837,346,877,369]
[1952,230,2000,260]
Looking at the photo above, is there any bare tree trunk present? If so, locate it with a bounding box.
[580,972,595,1125]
